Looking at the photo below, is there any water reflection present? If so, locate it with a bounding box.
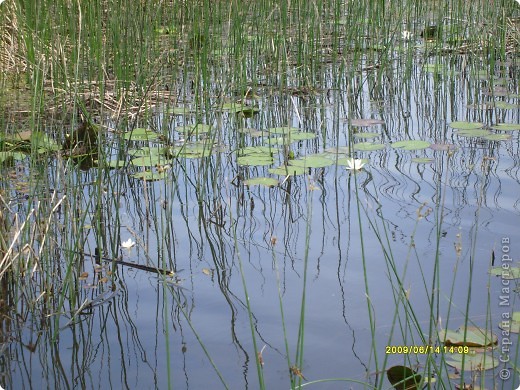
[1,40,519,390]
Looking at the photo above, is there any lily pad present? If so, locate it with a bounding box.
[220,102,260,114]
[353,132,380,139]
[267,126,299,135]
[445,352,499,371]
[353,142,386,151]
[491,124,520,131]
[266,136,297,146]
[269,165,306,176]
[175,143,215,158]
[324,146,351,154]
[104,159,127,169]
[131,154,170,167]
[238,128,265,137]
[350,118,385,127]
[489,266,520,280]
[494,102,519,109]
[244,177,278,187]
[237,155,274,166]
[391,140,431,150]
[456,129,491,138]
[483,134,512,141]
[440,326,497,347]
[449,121,484,130]
[291,132,316,141]
[239,146,275,156]
[132,170,168,181]
[175,124,212,135]
[124,128,160,142]
[168,106,196,115]
[387,365,422,390]
[499,312,520,334]
[289,155,333,168]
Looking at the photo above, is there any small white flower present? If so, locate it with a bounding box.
[345,158,365,171]
[402,30,413,40]
[121,238,136,249]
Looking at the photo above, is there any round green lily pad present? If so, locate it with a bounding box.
[483,134,511,141]
[244,177,278,187]
[494,102,519,109]
[391,140,431,150]
[353,142,386,151]
[446,353,499,371]
[132,170,168,181]
[289,155,333,168]
[267,126,299,135]
[237,155,274,166]
[291,132,316,141]
[491,124,520,131]
[176,124,212,134]
[456,129,491,137]
[449,121,484,130]
[269,165,306,176]
[353,132,380,139]
[123,128,161,142]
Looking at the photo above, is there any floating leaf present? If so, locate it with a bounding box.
[440,326,497,347]
[350,118,385,127]
[423,63,445,73]
[499,312,520,334]
[353,142,386,151]
[237,155,274,166]
[449,121,484,130]
[353,132,380,139]
[324,146,350,154]
[267,126,299,135]
[131,170,168,181]
[494,102,519,109]
[220,102,259,114]
[289,155,333,168]
[489,266,520,280]
[124,128,160,142]
[391,140,430,150]
[168,106,196,115]
[175,143,215,158]
[483,134,511,141]
[244,177,279,187]
[175,124,212,135]
[104,159,126,169]
[266,136,297,146]
[491,124,520,131]
[239,146,275,156]
[238,128,265,137]
[445,352,499,371]
[412,157,434,164]
[456,129,491,138]
[291,132,316,141]
[269,165,306,176]
[387,366,422,390]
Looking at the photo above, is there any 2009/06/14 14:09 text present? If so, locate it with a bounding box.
[385,345,470,354]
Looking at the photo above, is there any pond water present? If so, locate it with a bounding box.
[1,2,520,389]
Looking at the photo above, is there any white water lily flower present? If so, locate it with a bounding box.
[345,158,365,171]
[121,238,136,249]
[402,30,412,40]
